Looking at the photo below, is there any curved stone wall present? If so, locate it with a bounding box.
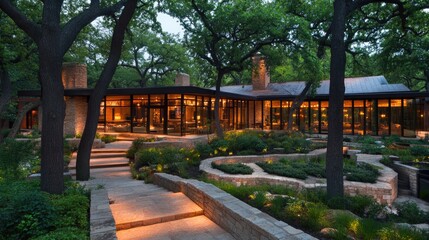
[200,151,397,204]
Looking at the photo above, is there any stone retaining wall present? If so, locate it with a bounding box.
[200,152,397,204]
[390,161,419,196]
[153,173,317,240]
[90,188,117,240]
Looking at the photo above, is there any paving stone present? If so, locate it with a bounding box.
[116,216,235,240]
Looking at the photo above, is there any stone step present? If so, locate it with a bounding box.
[116,215,235,240]
[398,188,413,196]
[71,151,127,159]
[110,192,203,231]
[68,157,129,170]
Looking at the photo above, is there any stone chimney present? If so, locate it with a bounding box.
[252,53,270,90]
[175,73,190,86]
[62,62,87,89]
[62,63,88,136]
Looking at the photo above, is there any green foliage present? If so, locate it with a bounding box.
[256,161,307,179]
[101,135,117,144]
[126,137,155,159]
[0,184,56,239]
[195,142,213,159]
[344,162,380,183]
[285,200,329,231]
[257,158,379,183]
[391,201,429,224]
[378,227,429,240]
[32,227,88,240]
[133,147,200,180]
[0,180,89,240]
[0,139,40,181]
[211,162,253,175]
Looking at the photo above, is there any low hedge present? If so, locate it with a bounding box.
[211,162,254,175]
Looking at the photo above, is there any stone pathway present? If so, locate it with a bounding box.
[73,141,235,240]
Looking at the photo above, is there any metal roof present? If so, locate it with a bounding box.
[19,76,427,100]
[218,76,411,97]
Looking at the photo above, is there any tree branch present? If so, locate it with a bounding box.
[0,0,41,42]
[60,0,127,55]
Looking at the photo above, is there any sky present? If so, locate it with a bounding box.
[157,13,184,38]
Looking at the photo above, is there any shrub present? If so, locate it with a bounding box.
[248,191,267,209]
[0,139,40,181]
[282,137,311,153]
[211,162,253,175]
[285,200,329,231]
[32,227,88,240]
[256,161,307,179]
[0,189,57,239]
[409,145,429,159]
[101,135,116,143]
[378,227,428,240]
[392,201,429,224]
[195,143,213,159]
[344,162,380,183]
[133,147,200,180]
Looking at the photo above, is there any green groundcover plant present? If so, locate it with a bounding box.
[211,162,254,175]
[206,180,429,240]
[0,180,89,240]
[256,158,380,183]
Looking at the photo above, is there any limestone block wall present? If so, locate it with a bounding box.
[153,173,317,240]
[199,153,398,204]
[390,161,419,196]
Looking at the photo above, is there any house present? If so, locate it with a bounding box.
[18,56,429,137]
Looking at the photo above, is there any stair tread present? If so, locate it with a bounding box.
[110,192,203,230]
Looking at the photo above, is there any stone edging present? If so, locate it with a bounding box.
[90,188,117,240]
[199,152,397,204]
[153,173,317,240]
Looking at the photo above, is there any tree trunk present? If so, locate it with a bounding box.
[7,100,41,138]
[287,82,312,130]
[38,1,65,194]
[76,0,137,181]
[326,0,346,200]
[214,72,224,139]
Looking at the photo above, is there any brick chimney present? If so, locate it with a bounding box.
[62,63,88,136]
[252,53,270,90]
[175,73,190,86]
[62,62,87,89]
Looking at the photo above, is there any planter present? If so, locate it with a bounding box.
[391,161,421,197]
[391,142,411,149]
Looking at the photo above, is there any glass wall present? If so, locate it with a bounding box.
[343,100,353,134]
[353,100,365,135]
[403,99,416,137]
[132,95,148,133]
[95,94,425,137]
[167,94,181,135]
[272,100,281,130]
[390,99,402,136]
[105,96,131,132]
[321,101,329,133]
[378,99,389,135]
[310,101,319,133]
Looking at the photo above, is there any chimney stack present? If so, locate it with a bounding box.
[175,73,190,86]
[252,53,270,90]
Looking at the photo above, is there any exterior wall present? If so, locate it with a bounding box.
[62,63,88,136]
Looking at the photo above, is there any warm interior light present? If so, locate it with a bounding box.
[359,111,364,116]
[114,113,121,120]
[380,114,386,118]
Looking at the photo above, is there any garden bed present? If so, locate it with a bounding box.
[200,151,398,204]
